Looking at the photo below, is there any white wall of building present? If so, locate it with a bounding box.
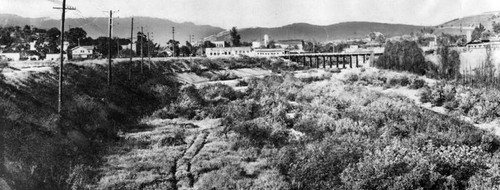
[206,47,253,58]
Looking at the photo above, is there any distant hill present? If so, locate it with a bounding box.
[0,14,225,45]
[435,11,500,35]
[207,22,428,42]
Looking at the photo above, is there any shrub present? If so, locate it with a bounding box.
[410,78,426,89]
[346,73,359,82]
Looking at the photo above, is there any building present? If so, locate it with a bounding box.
[343,45,359,53]
[466,41,500,50]
[212,41,226,48]
[58,41,70,52]
[0,53,21,61]
[264,34,270,47]
[71,46,95,59]
[45,53,68,61]
[275,40,304,51]
[205,47,253,57]
[121,42,137,52]
[252,41,262,48]
[253,48,285,57]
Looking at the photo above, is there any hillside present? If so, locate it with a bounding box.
[208,22,428,42]
[435,11,500,35]
[0,14,225,44]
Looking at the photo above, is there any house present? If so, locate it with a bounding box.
[253,48,285,57]
[205,47,252,57]
[45,53,68,61]
[71,46,95,59]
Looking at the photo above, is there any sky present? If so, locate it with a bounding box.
[1,0,500,29]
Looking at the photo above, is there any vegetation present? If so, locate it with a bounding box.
[0,62,180,189]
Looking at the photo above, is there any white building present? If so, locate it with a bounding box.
[253,48,285,57]
[205,47,252,57]
[275,40,304,51]
[264,34,270,47]
[71,46,94,59]
[0,53,21,61]
[58,41,70,51]
[212,41,226,48]
[252,41,262,48]
[343,45,359,53]
[45,53,68,61]
[29,41,37,51]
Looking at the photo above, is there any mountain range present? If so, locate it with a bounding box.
[1,11,499,45]
[0,14,225,45]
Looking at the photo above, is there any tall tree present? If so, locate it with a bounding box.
[229,27,241,47]
[471,23,486,42]
[66,27,87,46]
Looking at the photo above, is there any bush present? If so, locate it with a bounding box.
[346,73,359,82]
[410,78,426,89]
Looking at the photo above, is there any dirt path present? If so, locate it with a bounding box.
[94,118,219,190]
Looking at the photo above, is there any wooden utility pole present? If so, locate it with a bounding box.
[147,32,151,69]
[129,17,133,80]
[140,26,144,73]
[107,10,112,87]
[172,27,175,41]
[53,0,75,114]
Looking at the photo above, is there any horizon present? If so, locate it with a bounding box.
[1,0,500,29]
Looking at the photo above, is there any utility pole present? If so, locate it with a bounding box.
[140,26,144,73]
[53,0,75,114]
[172,27,175,41]
[147,32,151,69]
[107,10,113,87]
[129,17,133,80]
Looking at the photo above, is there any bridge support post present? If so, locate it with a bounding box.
[316,56,319,68]
[349,55,353,68]
[356,55,359,67]
[323,56,326,68]
[329,56,332,68]
[309,56,313,67]
[343,55,346,68]
[362,55,366,63]
[336,56,339,68]
[303,56,306,67]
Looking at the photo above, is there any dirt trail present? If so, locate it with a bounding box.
[94,118,219,190]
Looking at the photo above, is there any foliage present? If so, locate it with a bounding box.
[471,23,486,42]
[229,27,241,47]
[375,40,427,75]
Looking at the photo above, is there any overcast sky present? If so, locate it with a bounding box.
[1,0,500,29]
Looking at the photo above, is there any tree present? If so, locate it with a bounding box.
[471,23,486,42]
[66,27,87,46]
[167,39,180,56]
[493,22,500,34]
[180,45,191,57]
[202,41,216,48]
[229,27,241,47]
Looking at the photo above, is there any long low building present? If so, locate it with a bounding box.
[253,48,286,57]
[206,47,253,57]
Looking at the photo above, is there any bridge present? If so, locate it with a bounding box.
[280,51,383,69]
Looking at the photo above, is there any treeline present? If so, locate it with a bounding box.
[0,25,157,58]
[375,40,461,79]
